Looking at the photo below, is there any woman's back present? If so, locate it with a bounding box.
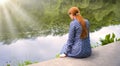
[60,7,92,58]
[67,19,92,58]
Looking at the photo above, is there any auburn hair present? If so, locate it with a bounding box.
[68,7,88,39]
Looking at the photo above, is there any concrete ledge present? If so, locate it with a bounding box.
[28,41,120,66]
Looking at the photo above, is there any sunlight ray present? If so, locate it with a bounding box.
[2,5,17,38]
[0,8,5,39]
[4,5,30,35]
[4,4,27,33]
[0,0,9,5]
[8,1,39,27]
[5,1,40,35]
[0,13,2,37]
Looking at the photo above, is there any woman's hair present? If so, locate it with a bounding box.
[68,7,88,39]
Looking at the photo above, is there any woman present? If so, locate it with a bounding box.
[60,7,92,58]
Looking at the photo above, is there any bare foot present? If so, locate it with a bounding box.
[59,54,67,58]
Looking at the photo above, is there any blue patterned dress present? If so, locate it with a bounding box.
[60,19,92,58]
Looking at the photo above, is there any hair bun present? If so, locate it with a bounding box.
[76,13,80,16]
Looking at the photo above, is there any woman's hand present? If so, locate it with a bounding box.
[59,54,67,58]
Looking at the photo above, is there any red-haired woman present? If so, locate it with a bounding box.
[60,7,92,58]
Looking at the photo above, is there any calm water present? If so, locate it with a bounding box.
[0,0,119,66]
[0,25,120,66]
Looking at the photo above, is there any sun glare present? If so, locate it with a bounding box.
[0,0,9,5]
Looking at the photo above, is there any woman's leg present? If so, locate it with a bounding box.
[59,44,68,58]
[60,44,68,54]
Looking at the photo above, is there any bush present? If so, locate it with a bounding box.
[100,33,120,46]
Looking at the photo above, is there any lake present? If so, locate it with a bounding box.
[0,24,120,66]
[0,0,120,66]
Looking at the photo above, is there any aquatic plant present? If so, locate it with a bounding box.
[100,33,120,46]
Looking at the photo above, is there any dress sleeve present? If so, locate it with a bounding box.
[66,22,75,53]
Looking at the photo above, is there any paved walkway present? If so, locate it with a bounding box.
[28,41,120,66]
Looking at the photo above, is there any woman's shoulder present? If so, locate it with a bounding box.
[71,19,81,29]
[72,19,79,25]
[70,19,90,27]
[70,20,76,26]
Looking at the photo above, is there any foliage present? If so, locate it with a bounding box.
[18,61,33,66]
[0,0,120,44]
[100,33,120,46]
[116,38,120,41]
[6,60,38,66]
[56,53,60,58]
[7,64,10,66]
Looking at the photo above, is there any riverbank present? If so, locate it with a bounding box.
[28,41,120,66]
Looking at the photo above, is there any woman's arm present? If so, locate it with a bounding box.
[66,21,75,53]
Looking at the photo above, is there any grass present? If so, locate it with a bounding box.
[6,60,38,66]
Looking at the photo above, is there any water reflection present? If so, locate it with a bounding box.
[90,25,120,45]
[0,25,120,66]
[1,0,120,44]
[0,35,67,66]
